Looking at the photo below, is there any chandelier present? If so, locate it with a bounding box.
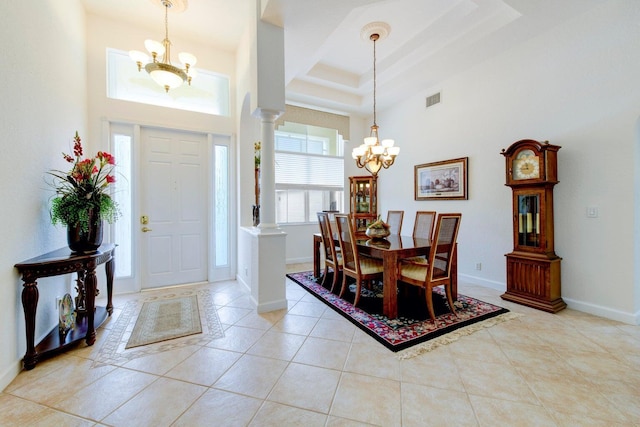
[129,0,197,93]
[352,22,399,176]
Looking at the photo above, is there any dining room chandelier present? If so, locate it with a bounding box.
[352,22,399,176]
[128,0,197,93]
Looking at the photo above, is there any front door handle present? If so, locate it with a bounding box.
[141,227,153,232]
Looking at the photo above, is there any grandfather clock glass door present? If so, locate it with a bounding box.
[516,192,541,250]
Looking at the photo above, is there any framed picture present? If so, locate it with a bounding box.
[414,157,468,200]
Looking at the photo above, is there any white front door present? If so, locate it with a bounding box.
[140,127,208,289]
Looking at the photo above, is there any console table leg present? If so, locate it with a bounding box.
[21,281,39,370]
[105,251,115,316]
[84,264,97,346]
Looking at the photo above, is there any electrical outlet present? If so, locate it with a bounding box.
[475,263,482,271]
[586,206,598,218]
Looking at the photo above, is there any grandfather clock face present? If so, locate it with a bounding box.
[512,149,540,180]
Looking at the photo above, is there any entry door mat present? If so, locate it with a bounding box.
[95,289,224,366]
[287,271,521,359]
[125,295,202,349]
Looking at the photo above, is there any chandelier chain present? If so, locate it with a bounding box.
[163,2,171,64]
[372,34,378,127]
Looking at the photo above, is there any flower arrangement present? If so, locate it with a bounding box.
[254,141,261,169]
[366,215,391,239]
[367,215,390,230]
[49,131,120,233]
[253,141,261,226]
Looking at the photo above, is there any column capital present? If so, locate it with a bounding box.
[254,108,283,123]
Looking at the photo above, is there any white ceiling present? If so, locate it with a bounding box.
[80,0,602,117]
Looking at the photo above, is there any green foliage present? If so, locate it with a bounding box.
[51,193,119,233]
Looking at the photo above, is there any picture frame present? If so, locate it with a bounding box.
[414,157,468,200]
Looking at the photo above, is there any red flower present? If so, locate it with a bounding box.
[73,131,83,157]
[50,131,118,200]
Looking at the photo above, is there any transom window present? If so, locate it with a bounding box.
[106,48,230,116]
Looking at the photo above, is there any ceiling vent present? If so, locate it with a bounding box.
[426,92,441,108]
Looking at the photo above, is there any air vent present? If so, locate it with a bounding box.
[426,92,441,108]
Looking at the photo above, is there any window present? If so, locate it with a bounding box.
[106,48,230,116]
[275,123,344,224]
[214,145,229,266]
[112,131,132,278]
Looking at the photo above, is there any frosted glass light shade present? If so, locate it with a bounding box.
[144,39,165,57]
[364,136,377,146]
[179,52,197,67]
[381,139,394,147]
[129,50,149,64]
[371,145,385,155]
[150,69,184,89]
[387,146,400,156]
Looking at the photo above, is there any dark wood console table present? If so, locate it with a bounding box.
[15,244,115,370]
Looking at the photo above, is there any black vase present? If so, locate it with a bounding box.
[67,213,103,253]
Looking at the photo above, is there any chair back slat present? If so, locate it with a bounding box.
[428,214,461,280]
[413,211,436,240]
[335,214,358,274]
[317,212,336,263]
[386,210,404,235]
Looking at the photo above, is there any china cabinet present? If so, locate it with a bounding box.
[349,175,377,233]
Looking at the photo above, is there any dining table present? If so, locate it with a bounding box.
[312,233,457,319]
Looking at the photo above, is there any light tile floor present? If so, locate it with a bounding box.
[2,263,639,426]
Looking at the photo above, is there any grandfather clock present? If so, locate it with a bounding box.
[501,139,566,312]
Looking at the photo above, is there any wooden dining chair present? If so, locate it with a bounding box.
[334,213,384,308]
[386,210,404,235]
[402,211,437,264]
[413,211,437,240]
[317,212,342,292]
[398,213,462,322]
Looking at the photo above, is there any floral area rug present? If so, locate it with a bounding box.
[287,271,520,359]
[94,288,224,367]
[125,295,202,349]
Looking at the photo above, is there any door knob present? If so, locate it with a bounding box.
[141,227,153,232]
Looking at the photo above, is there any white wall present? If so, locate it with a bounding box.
[375,1,640,323]
[0,0,87,390]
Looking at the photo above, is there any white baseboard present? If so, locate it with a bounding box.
[286,256,313,265]
[236,274,250,293]
[563,297,640,325]
[459,274,639,325]
[257,299,288,313]
[0,360,22,392]
[458,273,505,292]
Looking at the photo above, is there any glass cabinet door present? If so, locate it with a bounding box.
[516,193,540,248]
[355,181,370,213]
